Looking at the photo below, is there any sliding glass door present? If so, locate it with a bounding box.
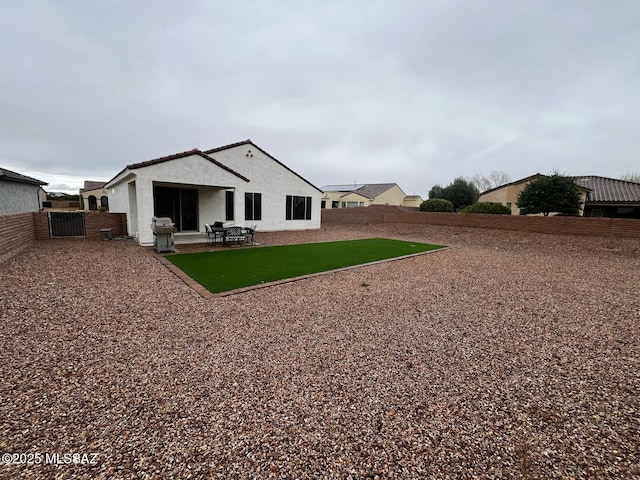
[153,186,198,232]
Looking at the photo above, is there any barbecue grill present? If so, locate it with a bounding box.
[151,216,176,253]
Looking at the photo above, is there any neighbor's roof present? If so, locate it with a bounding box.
[80,180,106,192]
[404,195,423,200]
[0,167,47,186]
[322,183,403,199]
[572,176,640,203]
[322,184,367,192]
[479,173,545,196]
[354,183,402,199]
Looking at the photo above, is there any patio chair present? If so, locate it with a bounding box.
[225,226,246,246]
[245,224,258,245]
[204,224,214,243]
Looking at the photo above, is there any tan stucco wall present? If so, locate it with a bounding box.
[339,192,369,207]
[321,191,344,208]
[479,181,588,216]
[402,196,424,208]
[81,188,109,210]
[370,185,407,206]
[479,185,524,214]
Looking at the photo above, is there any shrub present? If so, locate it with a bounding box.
[458,202,511,214]
[419,198,454,212]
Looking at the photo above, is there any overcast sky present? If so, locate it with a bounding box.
[1,0,638,195]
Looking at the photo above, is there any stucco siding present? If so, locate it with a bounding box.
[480,182,588,216]
[80,188,109,210]
[207,145,321,232]
[371,185,407,205]
[107,146,320,246]
[339,192,369,207]
[0,181,42,214]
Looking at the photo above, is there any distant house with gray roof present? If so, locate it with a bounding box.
[571,176,640,218]
[321,183,423,209]
[0,167,47,214]
[478,174,640,218]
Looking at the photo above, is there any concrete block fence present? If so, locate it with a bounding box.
[0,212,127,264]
[321,205,640,238]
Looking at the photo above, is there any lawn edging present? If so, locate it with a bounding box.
[156,245,450,299]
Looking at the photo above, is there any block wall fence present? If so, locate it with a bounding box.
[321,205,640,239]
[0,212,127,265]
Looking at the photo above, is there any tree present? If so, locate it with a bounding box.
[469,171,511,192]
[440,177,480,211]
[516,174,582,216]
[428,185,444,199]
[419,198,454,212]
[621,172,640,183]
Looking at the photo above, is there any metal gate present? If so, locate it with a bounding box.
[48,212,86,237]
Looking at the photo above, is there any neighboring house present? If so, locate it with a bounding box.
[79,181,109,211]
[105,139,322,246]
[321,183,422,208]
[0,167,47,214]
[478,174,640,218]
[403,195,425,208]
[571,176,640,218]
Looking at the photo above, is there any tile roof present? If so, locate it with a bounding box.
[479,173,545,195]
[105,140,322,193]
[203,139,253,154]
[321,184,366,192]
[0,167,47,186]
[125,148,250,182]
[354,183,401,199]
[321,183,406,199]
[572,176,640,203]
[80,180,106,192]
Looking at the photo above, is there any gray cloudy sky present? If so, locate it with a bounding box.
[1,0,638,195]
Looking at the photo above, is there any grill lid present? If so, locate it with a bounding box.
[151,216,176,233]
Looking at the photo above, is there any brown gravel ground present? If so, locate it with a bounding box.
[1,224,639,479]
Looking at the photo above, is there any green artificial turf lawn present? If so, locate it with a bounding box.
[166,238,445,294]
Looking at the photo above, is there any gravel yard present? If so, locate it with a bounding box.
[1,224,639,479]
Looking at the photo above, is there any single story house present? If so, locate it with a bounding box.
[79,181,109,211]
[105,140,322,246]
[0,167,47,214]
[478,174,640,218]
[571,176,640,218]
[321,183,423,209]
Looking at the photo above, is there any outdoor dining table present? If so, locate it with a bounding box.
[210,226,227,244]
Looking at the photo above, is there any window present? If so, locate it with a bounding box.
[321,200,326,209]
[332,201,339,208]
[244,192,262,221]
[225,191,234,221]
[286,195,312,220]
